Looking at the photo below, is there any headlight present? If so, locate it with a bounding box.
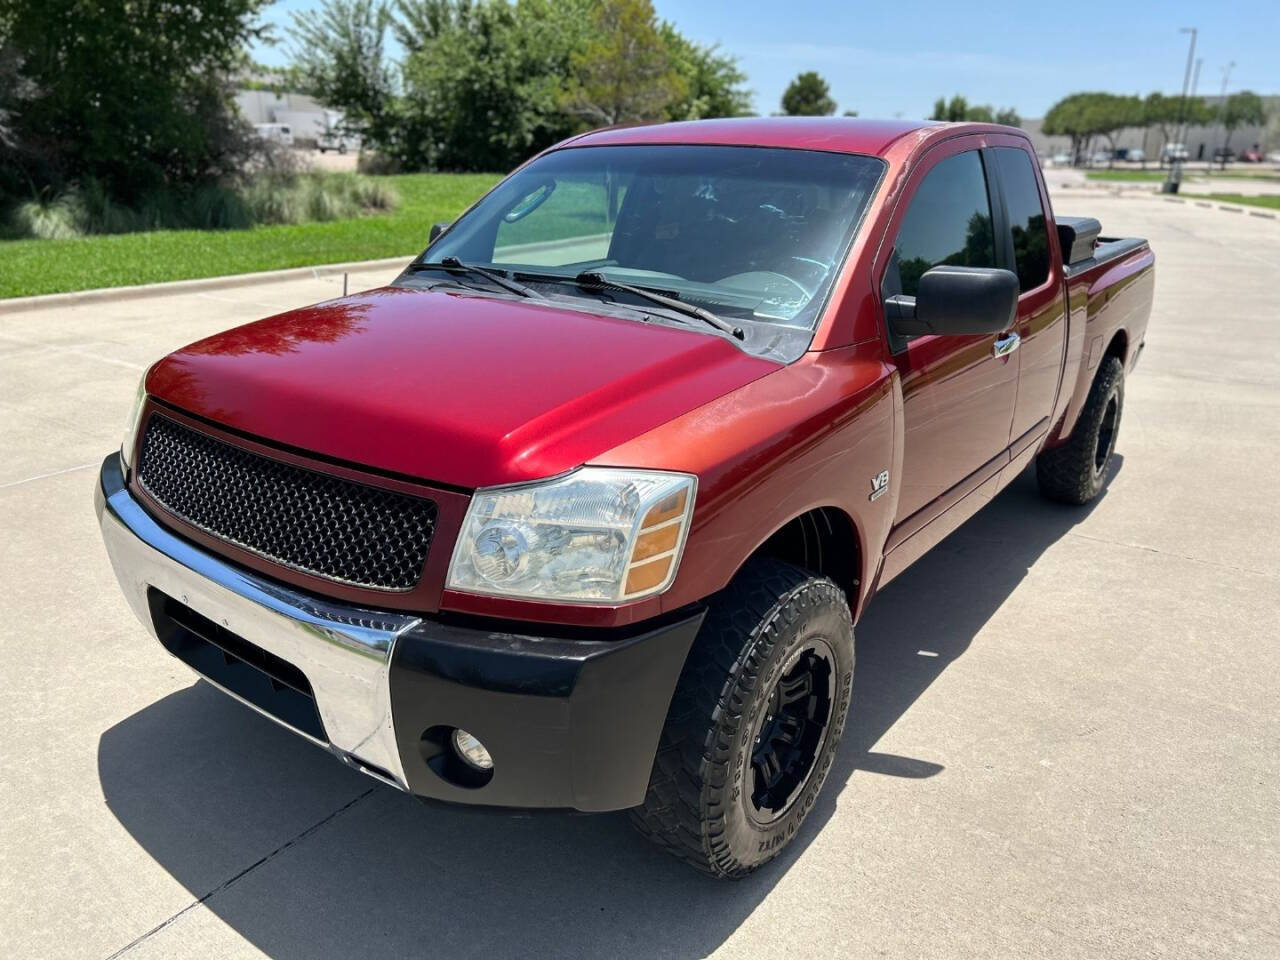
[447,468,696,603]
[120,368,149,471]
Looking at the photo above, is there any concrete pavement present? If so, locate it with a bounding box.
[2,194,1278,959]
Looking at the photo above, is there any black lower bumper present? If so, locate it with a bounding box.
[389,610,703,811]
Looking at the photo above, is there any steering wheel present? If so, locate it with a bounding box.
[784,256,834,288]
[718,270,812,301]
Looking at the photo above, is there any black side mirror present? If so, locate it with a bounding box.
[429,221,451,243]
[886,266,1019,337]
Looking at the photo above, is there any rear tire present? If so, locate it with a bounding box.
[1036,355,1125,505]
[630,559,854,878]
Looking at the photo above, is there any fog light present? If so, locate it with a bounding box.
[452,728,493,771]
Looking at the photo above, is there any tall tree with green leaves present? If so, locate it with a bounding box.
[1221,90,1266,151]
[659,24,751,120]
[781,71,835,116]
[1143,91,1212,163]
[561,0,685,126]
[392,0,476,55]
[396,0,588,170]
[287,0,395,144]
[3,0,269,200]
[1092,94,1144,165]
[1044,92,1143,166]
[929,96,1019,126]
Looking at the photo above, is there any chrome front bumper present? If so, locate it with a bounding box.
[95,452,417,790]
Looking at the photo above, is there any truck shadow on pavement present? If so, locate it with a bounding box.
[97,462,1117,959]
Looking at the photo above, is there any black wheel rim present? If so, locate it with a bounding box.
[747,641,835,824]
[1094,394,1119,473]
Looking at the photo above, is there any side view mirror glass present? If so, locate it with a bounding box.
[886,266,1019,337]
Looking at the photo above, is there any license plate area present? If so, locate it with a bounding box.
[148,588,327,742]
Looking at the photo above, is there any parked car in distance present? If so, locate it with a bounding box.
[1126,148,1146,164]
[96,118,1154,878]
[1212,147,1236,163]
[1161,143,1189,163]
[1090,150,1112,166]
[318,129,355,154]
[1239,147,1264,163]
[253,123,293,148]
[1050,151,1072,166]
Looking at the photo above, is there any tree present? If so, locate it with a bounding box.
[1143,91,1212,164]
[397,0,586,170]
[3,0,269,200]
[287,0,395,145]
[561,0,685,126]
[781,71,835,116]
[929,95,1019,126]
[1091,94,1143,165]
[392,0,477,54]
[1222,90,1266,152]
[659,24,751,120]
[1044,92,1142,166]
[935,95,968,121]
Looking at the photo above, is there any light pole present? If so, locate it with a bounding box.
[1210,61,1236,172]
[1164,26,1197,193]
[1185,57,1202,160]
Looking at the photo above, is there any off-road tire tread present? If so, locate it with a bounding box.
[629,559,852,878]
[1036,356,1124,505]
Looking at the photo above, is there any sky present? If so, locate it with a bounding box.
[251,0,1279,120]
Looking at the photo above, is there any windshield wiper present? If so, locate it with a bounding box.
[572,271,744,340]
[410,257,544,299]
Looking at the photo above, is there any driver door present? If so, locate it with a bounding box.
[878,142,1019,555]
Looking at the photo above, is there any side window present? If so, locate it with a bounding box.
[885,150,995,300]
[994,147,1050,291]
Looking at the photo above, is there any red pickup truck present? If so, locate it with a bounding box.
[96,118,1153,878]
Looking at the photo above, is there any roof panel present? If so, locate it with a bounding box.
[566,117,940,156]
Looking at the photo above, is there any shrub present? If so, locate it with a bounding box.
[2,174,399,239]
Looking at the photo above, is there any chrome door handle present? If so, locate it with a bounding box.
[992,331,1021,357]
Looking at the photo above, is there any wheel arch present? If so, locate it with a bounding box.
[1104,328,1129,367]
[732,505,866,615]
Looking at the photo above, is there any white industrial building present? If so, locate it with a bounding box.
[233,89,347,148]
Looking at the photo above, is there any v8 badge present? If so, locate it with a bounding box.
[869,470,889,501]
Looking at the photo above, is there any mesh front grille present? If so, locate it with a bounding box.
[138,415,437,591]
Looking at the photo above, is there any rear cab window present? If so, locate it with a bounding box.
[992,147,1051,292]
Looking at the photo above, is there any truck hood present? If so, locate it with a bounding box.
[147,286,780,489]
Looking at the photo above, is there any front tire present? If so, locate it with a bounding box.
[631,560,854,878]
[1036,355,1125,505]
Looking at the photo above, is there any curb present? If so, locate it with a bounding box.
[0,254,415,316]
[1164,195,1278,218]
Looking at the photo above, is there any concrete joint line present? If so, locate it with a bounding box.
[104,789,376,959]
[0,462,99,491]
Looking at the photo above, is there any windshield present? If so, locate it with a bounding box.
[421,144,884,330]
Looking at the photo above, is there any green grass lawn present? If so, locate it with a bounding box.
[1200,194,1280,211]
[1087,168,1280,184]
[0,173,500,299]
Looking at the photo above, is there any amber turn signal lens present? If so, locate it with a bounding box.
[631,523,680,562]
[641,489,688,529]
[625,556,674,595]
[622,489,692,597]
